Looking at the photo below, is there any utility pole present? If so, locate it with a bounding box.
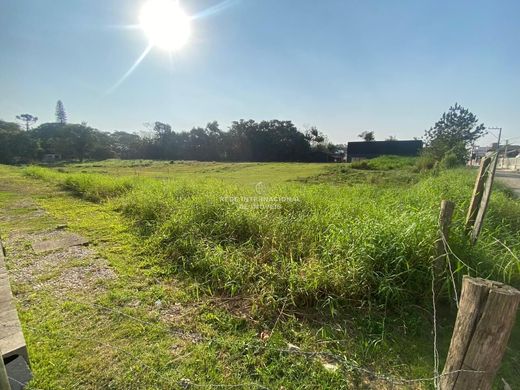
[503,139,509,169]
[488,127,502,175]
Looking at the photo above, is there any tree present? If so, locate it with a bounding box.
[69,124,95,162]
[0,120,37,163]
[110,131,142,159]
[153,121,172,138]
[304,126,325,146]
[386,136,397,141]
[358,131,375,142]
[55,100,67,124]
[424,103,486,163]
[16,114,38,131]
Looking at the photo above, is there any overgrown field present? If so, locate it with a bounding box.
[5,159,519,388]
[24,159,520,311]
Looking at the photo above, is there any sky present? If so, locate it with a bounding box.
[1,0,519,145]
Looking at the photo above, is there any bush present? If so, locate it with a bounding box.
[440,151,461,169]
[415,155,436,171]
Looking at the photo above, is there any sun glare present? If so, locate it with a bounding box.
[139,0,191,51]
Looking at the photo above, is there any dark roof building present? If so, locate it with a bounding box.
[346,140,423,162]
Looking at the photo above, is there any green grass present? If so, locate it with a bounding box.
[350,156,417,170]
[24,165,135,202]
[2,160,519,389]
[47,159,334,186]
[21,162,520,310]
[117,168,519,311]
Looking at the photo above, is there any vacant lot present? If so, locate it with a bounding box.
[1,158,519,389]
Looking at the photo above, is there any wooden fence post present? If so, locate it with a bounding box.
[0,349,11,390]
[465,155,492,231]
[435,200,455,282]
[470,153,498,244]
[440,276,520,390]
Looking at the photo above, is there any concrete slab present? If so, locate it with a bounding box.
[31,233,89,254]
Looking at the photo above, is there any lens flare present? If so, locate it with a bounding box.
[139,0,191,51]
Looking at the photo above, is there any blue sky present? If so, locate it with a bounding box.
[1,0,519,144]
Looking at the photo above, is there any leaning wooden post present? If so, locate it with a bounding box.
[435,200,455,282]
[465,155,492,231]
[440,276,520,390]
[470,153,498,244]
[0,349,11,390]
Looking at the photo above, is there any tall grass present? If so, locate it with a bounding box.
[350,155,417,170]
[116,169,519,311]
[24,166,135,202]
[24,165,520,312]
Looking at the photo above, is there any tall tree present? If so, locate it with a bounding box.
[358,131,375,142]
[424,103,486,162]
[16,113,38,131]
[55,100,67,124]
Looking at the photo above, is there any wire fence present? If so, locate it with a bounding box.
[6,278,485,390]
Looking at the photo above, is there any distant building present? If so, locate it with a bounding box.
[346,140,423,162]
[472,146,492,160]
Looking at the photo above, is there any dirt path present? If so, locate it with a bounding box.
[496,170,520,198]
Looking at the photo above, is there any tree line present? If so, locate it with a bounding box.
[1,102,340,164]
[1,100,486,165]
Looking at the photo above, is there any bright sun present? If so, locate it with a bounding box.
[139,0,191,51]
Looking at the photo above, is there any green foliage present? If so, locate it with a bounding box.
[24,166,134,202]
[3,163,519,389]
[30,122,113,162]
[2,119,341,164]
[350,156,416,171]
[55,100,67,124]
[0,120,38,163]
[119,169,519,311]
[424,103,486,162]
[23,164,520,313]
[415,154,436,171]
[358,130,375,142]
[15,113,38,131]
[440,150,461,169]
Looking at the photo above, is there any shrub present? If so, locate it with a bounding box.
[415,155,436,171]
[440,151,461,169]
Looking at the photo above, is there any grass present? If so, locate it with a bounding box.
[116,167,519,311]
[350,156,417,170]
[24,165,135,202]
[47,159,334,186]
[1,159,519,388]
